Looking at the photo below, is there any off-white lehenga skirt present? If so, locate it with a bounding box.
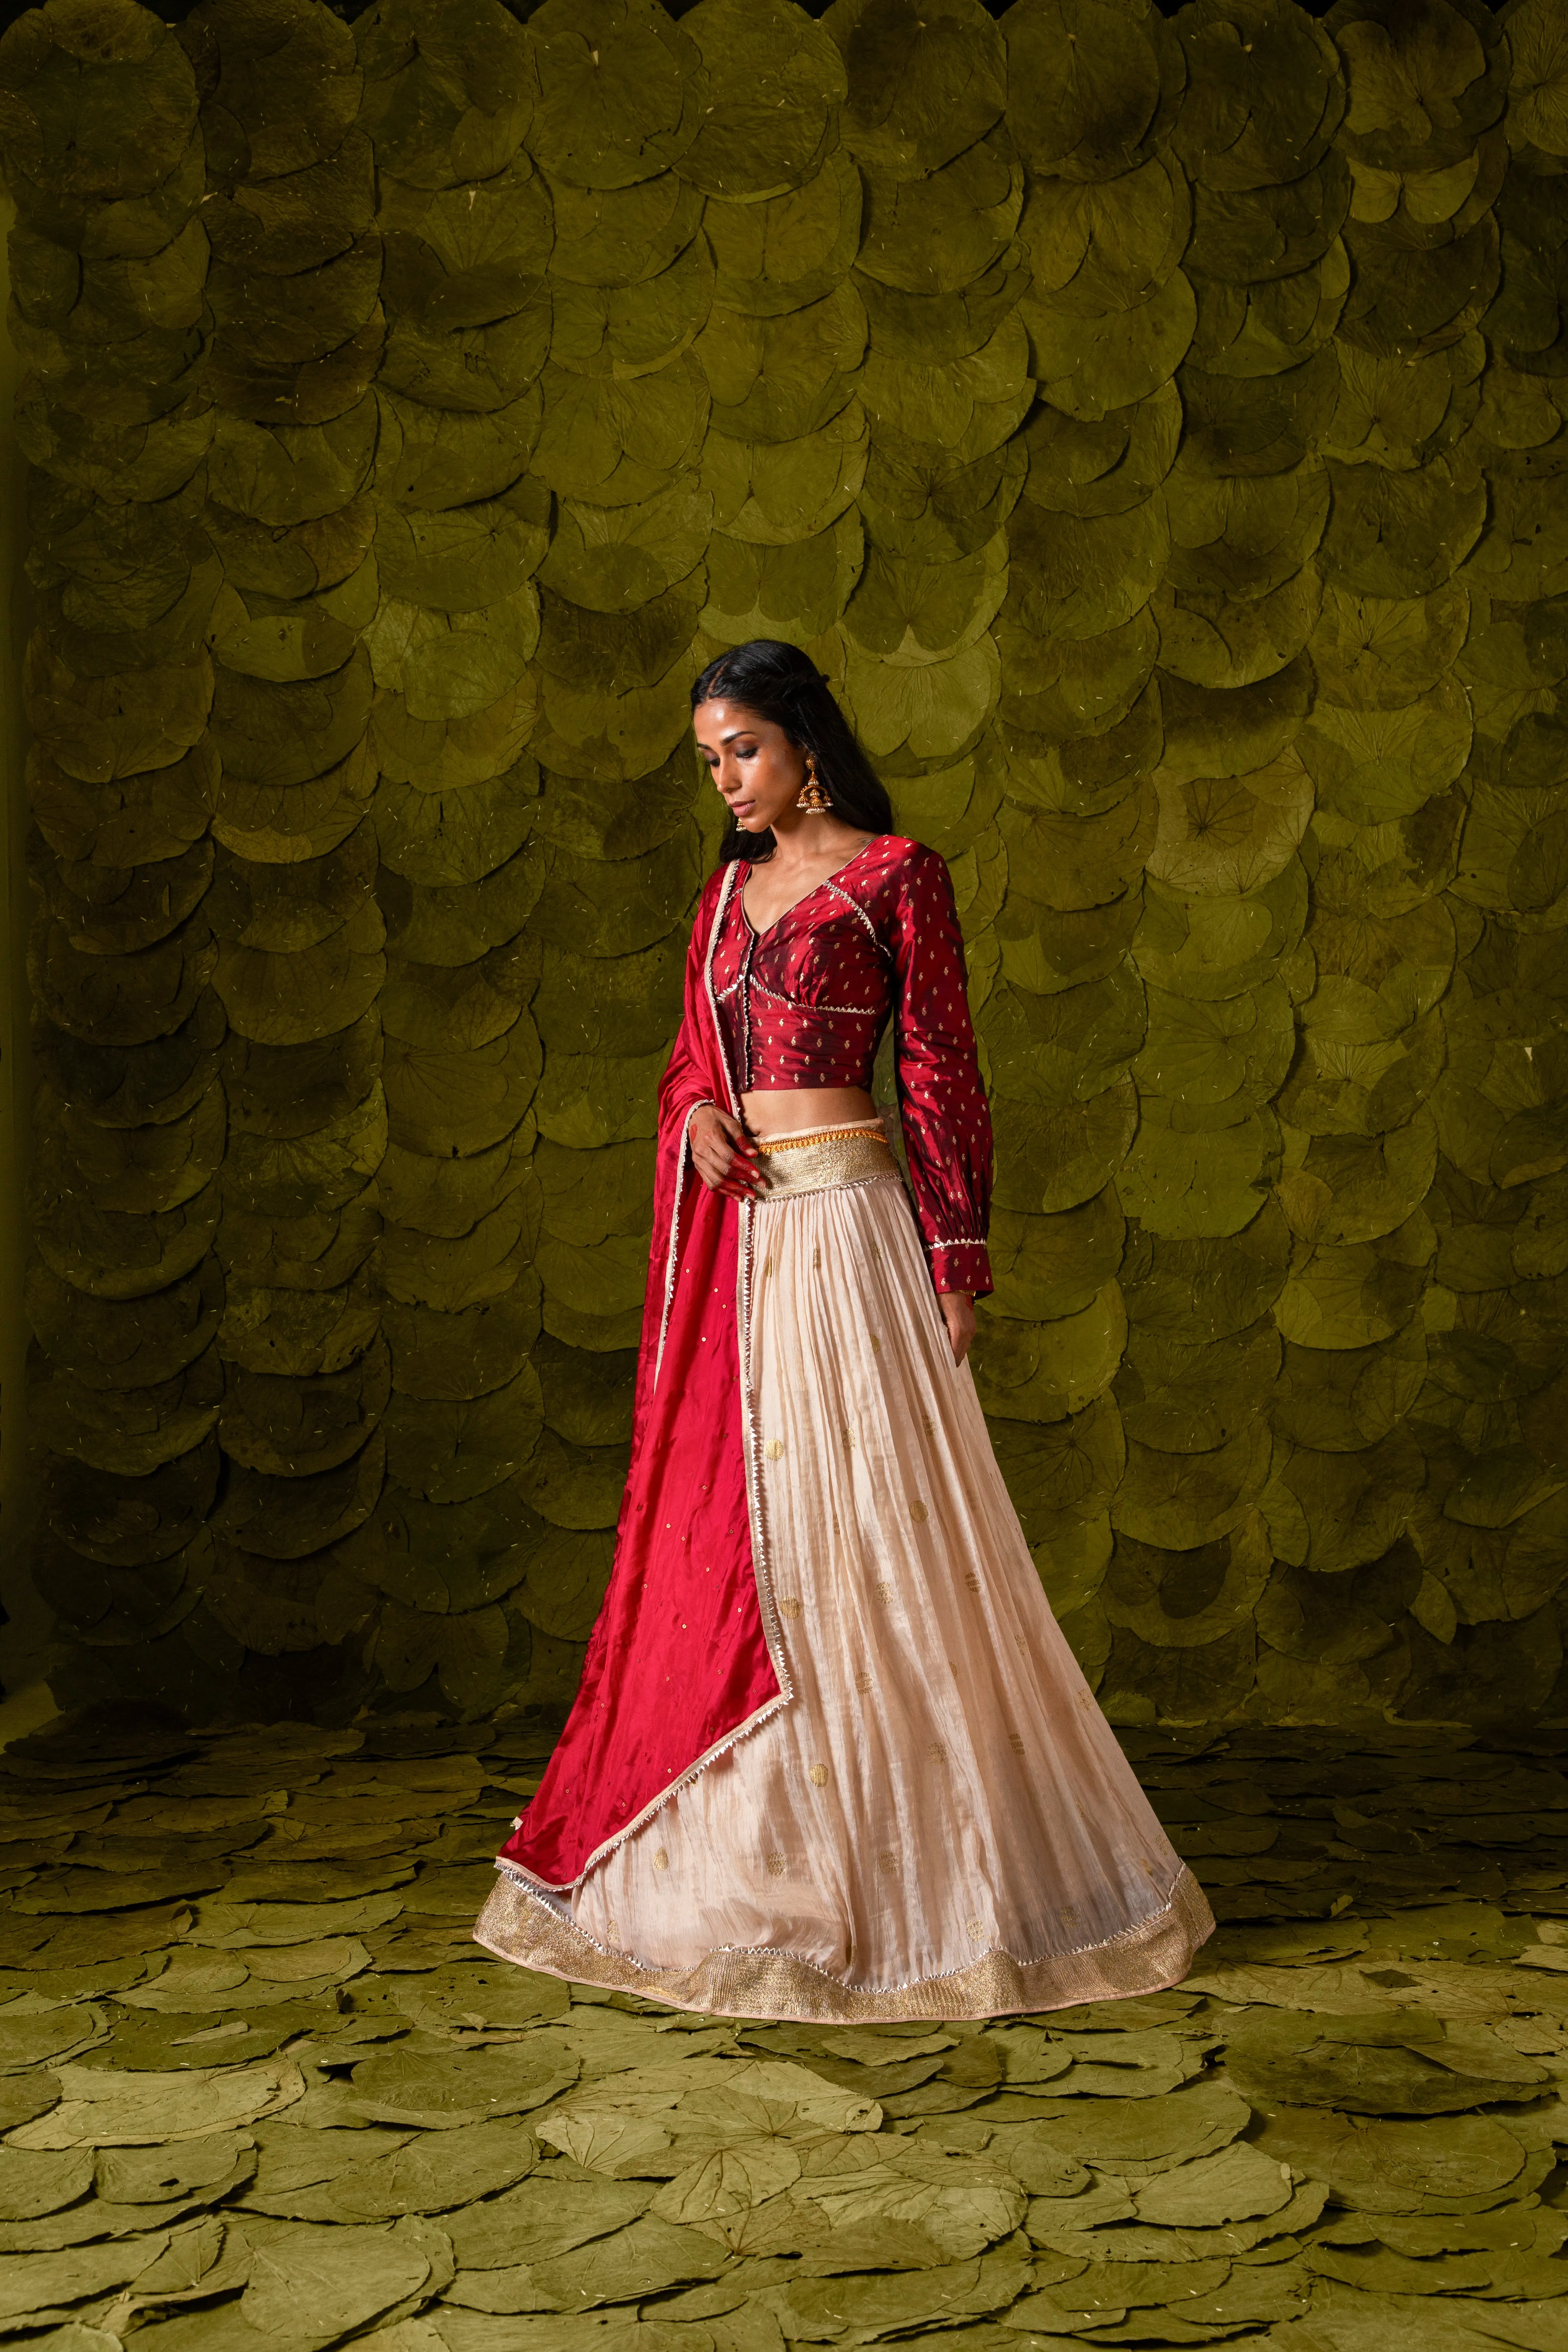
[477,1120,1216,2020]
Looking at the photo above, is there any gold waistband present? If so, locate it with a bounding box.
[751,1125,899,1198]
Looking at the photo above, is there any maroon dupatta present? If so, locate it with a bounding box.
[498,863,785,1890]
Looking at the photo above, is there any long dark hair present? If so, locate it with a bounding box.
[690,639,894,867]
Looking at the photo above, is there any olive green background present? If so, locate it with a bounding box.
[4,0,1566,1734]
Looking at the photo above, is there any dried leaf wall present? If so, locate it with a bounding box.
[4,0,1568,1734]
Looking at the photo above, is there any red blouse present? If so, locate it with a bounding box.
[704,834,993,1299]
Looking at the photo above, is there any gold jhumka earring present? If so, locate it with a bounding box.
[796,755,831,815]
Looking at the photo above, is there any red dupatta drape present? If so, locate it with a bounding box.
[498,863,782,1891]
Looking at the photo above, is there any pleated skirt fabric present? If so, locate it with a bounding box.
[477,1137,1216,2020]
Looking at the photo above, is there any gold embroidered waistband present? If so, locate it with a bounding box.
[751,1124,900,1198]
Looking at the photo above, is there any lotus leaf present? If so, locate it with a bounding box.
[375,386,542,512]
[857,127,1020,303]
[382,1018,542,1160]
[204,132,376,278]
[1007,497,1169,649]
[224,1019,382,1152]
[1101,1522,1273,1652]
[1021,388,1180,528]
[674,0,843,202]
[706,153,863,320]
[376,485,550,618]
[551,237,714,381]
[863,429,1025,563]
[1002,0,1171,185]
[1027,270,1196,425]
[984,1193,1124,1327]
[547,171,703,294]
[1118,1100,1281,1240]
[380,1368,544,1506]
[535,1337,639,1448]
[219,1336,391,1481]
[843,533,1005,668]
[698,285,866,448]
[862,313,1033,463]
[1022,160,1189,325]
[704,402,868,547]
[525,0,702,193]
[1115,1315,1281,1453]
[364,3,530,184]
[381,941,535,1059]
[1,2,198,201]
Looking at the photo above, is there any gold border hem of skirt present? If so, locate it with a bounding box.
[470,1863,1217,2024]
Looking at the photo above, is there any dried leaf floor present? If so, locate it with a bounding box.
[3,1711,1568,2352]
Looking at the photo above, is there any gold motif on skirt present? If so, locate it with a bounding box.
[854,1670,873,1695]
[928,1742,948,1765]
[873,1578,893,1602]
[808,1764,829,1788]
[877,1849,899,1874]
[909,1499,929,1524]
[653,1850,670,1871]
[764,1438,786,1460]
[963,1569,982,1592]
[780,1596,803,1620]
[871,1334,882,1354]
[1007,1731,1026,1755]
[765,1853,787,1877]
[965,1919,986,1941]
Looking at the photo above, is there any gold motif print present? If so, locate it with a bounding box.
[653,1850,670,1871]
[909,1500,929,1525]
[928,1741,948,1766]
[808,1765,829,1788]
[873,1577,893,1603]
[854,1669,873,1695]
[1059,1900,1081,1930]
[871,1334,882,1354]
[764,1438,785,1460]
[779,1596,803,1620]
[877,1849,899,1874]
[766,1853,787,1877]
[963,1569,981,1592]
[1007,1730,1026,1755]
[965,1918,987,1942]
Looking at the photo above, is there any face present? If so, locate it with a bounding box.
[693,699,805,833]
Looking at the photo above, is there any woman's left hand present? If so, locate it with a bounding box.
[939,1292,975,1367]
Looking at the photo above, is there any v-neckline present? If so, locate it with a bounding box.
[739,835,879,943]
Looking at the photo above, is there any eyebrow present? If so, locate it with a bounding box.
[695,724,757,749]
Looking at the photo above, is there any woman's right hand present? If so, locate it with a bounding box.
[690,1103,764,1198]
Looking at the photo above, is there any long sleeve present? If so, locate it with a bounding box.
[885,847,994,1300]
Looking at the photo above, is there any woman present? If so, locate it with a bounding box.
[475,640,1215,2020]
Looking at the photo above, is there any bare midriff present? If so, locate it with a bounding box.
[741,1085,878,1141]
